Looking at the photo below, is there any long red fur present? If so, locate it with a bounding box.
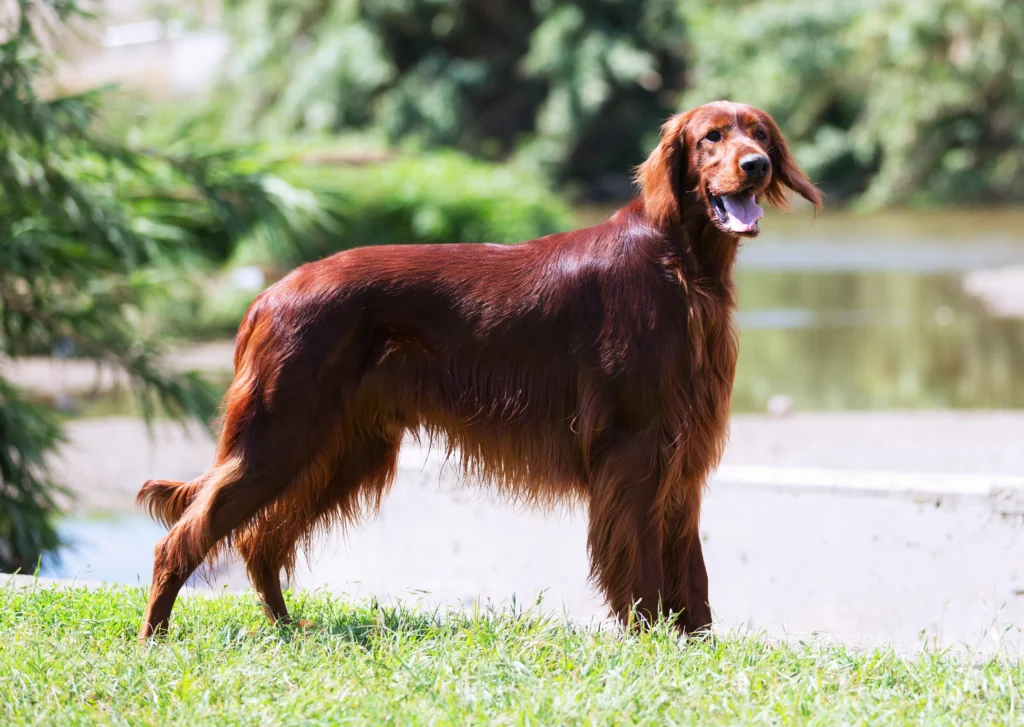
[137,101,822,638]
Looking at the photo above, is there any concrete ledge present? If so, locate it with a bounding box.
[715,464,1024,500]
[50,410,1024,513]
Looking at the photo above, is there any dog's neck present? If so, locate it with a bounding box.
[678,215,740,284]
[629,197,739,289]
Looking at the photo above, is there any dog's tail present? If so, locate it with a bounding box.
[136,478,205,528]
[137,297,274,532]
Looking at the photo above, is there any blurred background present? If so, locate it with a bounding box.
[3,0,1024,647]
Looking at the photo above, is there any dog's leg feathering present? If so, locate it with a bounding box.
[586,432,667,629]
[235,432,401,626]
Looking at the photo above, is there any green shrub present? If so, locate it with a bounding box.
[252,151,577,266]
[151,150,576,338]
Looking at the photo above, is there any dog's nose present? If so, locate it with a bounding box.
[740,153,771,179]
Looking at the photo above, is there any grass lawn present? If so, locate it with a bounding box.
[1,583,1020,725]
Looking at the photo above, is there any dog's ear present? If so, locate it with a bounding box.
[636,113,690,228]
[759,113,823,213]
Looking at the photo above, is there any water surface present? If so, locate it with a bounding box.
[582,206,1024,412]
[41,515,166,584]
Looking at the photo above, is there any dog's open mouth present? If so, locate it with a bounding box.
[709,190,764,235]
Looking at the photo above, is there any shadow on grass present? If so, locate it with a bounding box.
[280,590,580,649]
[5,577,709,653]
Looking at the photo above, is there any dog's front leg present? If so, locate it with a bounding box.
[585,435,666,630]
[662,527,711,635]
[660,495,712,635]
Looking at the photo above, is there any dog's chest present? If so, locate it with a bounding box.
[681,281,738,381]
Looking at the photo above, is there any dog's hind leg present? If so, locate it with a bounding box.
[586,432,666,629]
[236,432,402,626]
[138,453,290,640]
[234,465,339,626]
[139,407,341,639]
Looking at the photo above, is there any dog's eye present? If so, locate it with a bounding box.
[705,130,721,142]
[755,130,767,142]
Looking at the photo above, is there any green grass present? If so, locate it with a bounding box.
[1,584,1020,725]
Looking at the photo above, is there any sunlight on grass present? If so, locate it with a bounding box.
[0,583,1019,725]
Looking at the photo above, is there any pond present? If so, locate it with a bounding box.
[40,514,238,587]
[41,515,168,584]
[581,206,1024,413]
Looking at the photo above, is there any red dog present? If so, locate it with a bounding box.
[138,101,821,639]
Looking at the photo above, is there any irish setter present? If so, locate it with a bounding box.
[137,101,822,639]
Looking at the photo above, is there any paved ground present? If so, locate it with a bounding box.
[54,410,1024,509]
[0,341,235,399]
[41,410,1024,652]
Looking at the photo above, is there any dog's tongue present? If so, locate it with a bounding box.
[722,193,764,232]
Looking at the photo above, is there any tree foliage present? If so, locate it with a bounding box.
[0,0,320,572]
[156,150,576,339]
[220,0,688,195]
[219,0,1024,206]
[684,0,1024,207]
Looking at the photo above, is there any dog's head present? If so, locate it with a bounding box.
[636,101,823,236]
